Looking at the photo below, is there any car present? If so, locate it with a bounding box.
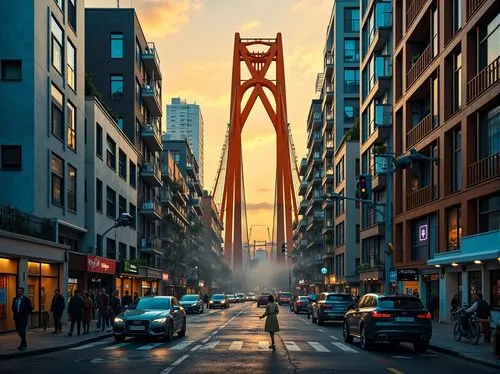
[235,293,246,303]
[226,294,237,303]
[293,296,310,314]
[179,294,204,314]
[311,292,354,325]
[246,293,257,301]
[113,296,186,342]
[277,292,292,305]
[209,294,229,309]
[343,294,432,352]
[257,293,270,307]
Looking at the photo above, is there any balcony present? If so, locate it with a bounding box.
[407,43,433,89]
[360,209,385,239]
[406,113,436,150]
[371,172,386,191]
[322,138,335,157]
[322,166,334,184]
[140,236,163,256]
[298,180,308,196]
[161,164,174,182]
[141,162,163,187]
[159,188,171,203]
[307,131,322,149]
[467,0,487,20]
[139,199,162,220]
[466,56,500,104]
[312,170,323,184]
[142,42,161,79]
[323,82,334,107]
[325,53,334,77]
[142,81,162,117]
[141,121,163,152]
[299,158,308,176]
[308,111,322,131]
[0,204,56,242]
[322,219,334,234]
[368,55,392,99]
[188,179,203,196]
[367,2,392,53]
[406,184,437,211]
[467,153,500,187]
[406,0,426,29]
[190,198,203,215]
[298,200,308,215]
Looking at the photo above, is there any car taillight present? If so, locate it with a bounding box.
[296,302,302,305]
[371,311,391,318]
[417,312,432,319]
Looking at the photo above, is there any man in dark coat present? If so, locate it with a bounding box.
[68,289,84,336]
[11,287,33,350]
[50,288,65,333]
[121,290,133,309]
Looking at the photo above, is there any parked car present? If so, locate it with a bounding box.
[246,293,257,302]
[113,296,186,342]
[257,293,270,307]
[293,296,310,314]
[235,293,246,303]
[343,294,432,352]
[209,294,229,309]
[277,292,292,305]
[179,294,204,314]
[311,292,354,325]
[227,294,237,303]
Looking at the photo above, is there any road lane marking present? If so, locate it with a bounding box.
[70,341,108,350]
[160,354,190,374]
[200,340,220,350]
[137,342,163,350]
[330,335,338,340]
[258,341,271,351]
[308,341,330,352]
[171,340,194,350]
[318,328,324,332]
[228,341,244,351]
[190,344,202,352]
[420,354,439,357]
[90,358,106,364]
[388,368,405,374]
[284,341,301,351]
[305,322,310,325]
[391,356,412,359]
[172,354,190,366]
[103,342,131,350]
[332,342,358,353]
[201,337,210,344]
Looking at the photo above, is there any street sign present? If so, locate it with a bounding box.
[320,267,328,275]
[419,224,428,241]
[389,271,397,282]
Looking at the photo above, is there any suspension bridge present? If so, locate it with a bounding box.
[211,33,301,271]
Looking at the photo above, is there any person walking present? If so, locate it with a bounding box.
[68,289,84,336]
[50,288,65,334]
[203,294,209,308]
[121,290,133,309]
[96,288,109,332]
[11,287,32,350]
[259,294,280,350]
[82,293,93,334]
[109,291,121,329]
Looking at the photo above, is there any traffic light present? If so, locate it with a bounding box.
[356,174,372,200]
[281,243,287,253]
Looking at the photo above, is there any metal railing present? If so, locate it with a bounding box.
[466,0,487,20]
[467,153,500,186]
[0,204,55,241]
[406,184,436,210]
[407,43,433,88]
[143,42,160,65]
[141,199,162,216]
[406,113,434,149]
[141,162,162,180]
[143,121,161,138]
[467,56,500,104]
[406,0,426,29]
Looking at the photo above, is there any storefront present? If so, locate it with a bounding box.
[86,255,116,296]
[397,268,420,296]
[115,260,141,298]
[68,251,87,296]
[0,258,18,333]
[27,261,60,328]
[138,266,162,296]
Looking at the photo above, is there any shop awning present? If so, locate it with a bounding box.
[428,230,500,266]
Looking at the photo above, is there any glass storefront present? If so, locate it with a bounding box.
[468,271,482,303]
[27,261,59,328]
[0,258,18,332]
[68,277,78,297]
[115,277,140,298]
[141,280,159,296]
[402,280,419,295]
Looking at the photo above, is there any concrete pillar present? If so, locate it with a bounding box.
[439,273,447,323]
[60,260,68,324]
[18,258,28,290]
[461,270,469,306]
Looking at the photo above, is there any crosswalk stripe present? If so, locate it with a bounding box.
[332,342,359,353]
[171,341,194,350]
[330,335,338,340]
[200,340,220,350]
[284,341,301,352]
[190,344,202,352]
[103,342,131,350]
[308,341,330,352]
[228,341,243,351]
[70,341,108,350]
[258,341,270,351]
[137,342,163,350]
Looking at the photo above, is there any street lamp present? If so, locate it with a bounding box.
[95,212,134,255]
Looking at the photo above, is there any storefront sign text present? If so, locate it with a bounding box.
[68,278,78,284]
[87,255,116,274]
[397,268,419,281]
[162,273,169,281]
[122,260,138,274]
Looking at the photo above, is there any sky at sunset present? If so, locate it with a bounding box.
[85,0,332,241]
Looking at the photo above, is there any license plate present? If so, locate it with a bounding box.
[395,317,414,322]
[129,325,145,331]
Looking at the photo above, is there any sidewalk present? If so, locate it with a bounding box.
[0,321,112,360]
[429,321,500,370]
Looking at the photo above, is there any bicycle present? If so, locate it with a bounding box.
[450,308,458,321]
[453,307,480,345]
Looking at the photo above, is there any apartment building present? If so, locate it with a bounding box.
[358,0,393,294]
[201,194,224,290]
[85,9,163,276]
[392,0,499,321]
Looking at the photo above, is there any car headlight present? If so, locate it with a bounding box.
[221,300,226,303]
[114,317,124,324]
[209,300,213,303]
[192,303,198,307]
[152,317,167,323]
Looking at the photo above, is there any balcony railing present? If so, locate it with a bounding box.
[141,199,162,217]
[406,184,437,210]
[140,236,163,253]
[143,42,161,65]
[467,153,500,186]
[325,54,334,66]
[324,139,334,149]
[467,0,487,20]
[141,161,162,180]
[326,83,334,94]
[326,111,334,121]
[466,56,500,104]
[407,43,433,88]
[0,204,55,241]
[406,0,426,29]
[406,113,434,149]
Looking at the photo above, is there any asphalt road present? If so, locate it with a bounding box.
[2,302,497,374]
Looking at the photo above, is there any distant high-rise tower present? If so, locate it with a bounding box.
[165,98,204,186]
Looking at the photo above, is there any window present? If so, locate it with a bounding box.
[344,68,359,93]
[51,83,64,139]
[96,235,103,256]
[96,123,103,157]
[479,12,500,69]
[106,186,116,218]
[335,222,345,246]
[68,0,77,31]
[452,0,462,34]
[67,165,77,212]
[119,195,127,216]
[452,52,462,113]
[452,128,462,192]
[432,76,439,126]
[119,242,127,261]
[51,17,63,74]
[118,149,127,179]
[110,75,123,100]
[54,0,63,10]
[469,271,482,304]
[96,178,103,212]
[130,246,136,260]
[490,270,500,310]
[344,39,359,62]
[344,99,359,123]
[111,33,124,59]
[67,101,77,151]
[479,105,500,158]
[136,39,142,68]
[66,41,76,90]
[117,117,124,130]
[106,135,116,169]
[432,8,438,57]
[106,238,116,260]
[1,146,22,170]
[1,60,22,81]
[129,202,137,229]
[135,79,141,106]
[479,193,500,233]
[355,224,360,243]
[446,206,461,251]
[344,8,360,32]
[129,161,137,188]
[51,153,64,206]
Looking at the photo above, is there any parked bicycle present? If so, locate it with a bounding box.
[450,307,458,321]
[453,307,480,345]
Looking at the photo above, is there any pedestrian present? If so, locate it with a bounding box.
[82,293,93,334]
[11,287,33,351]
[50,288,65,334]
[96,288,109,332]
[133,292,139,302]
[68,289,84,336]
[203,294,209,308]
[121,290,133,308]
[90,292,96,320]
[259,294,280,350]
[109,291,121,329]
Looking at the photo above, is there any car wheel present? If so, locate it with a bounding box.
[343,321,353,343]
[177,318,186,337]
[359,325,372,351]
[164,321,174,342]
[114,335,125,342]
[413,341,429,353]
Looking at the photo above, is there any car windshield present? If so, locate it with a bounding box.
[180,295,198,301]
[308,294,317,301]
[379,297,425,310]
[326,294,353,302]
[227,295,235,298]
[280,293,292,297]
[135,298,171,310]
[298,296,308,301]
[212,294,225,300]
[248,293,255,296]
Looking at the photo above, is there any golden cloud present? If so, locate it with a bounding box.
[241,134,275,150]
[292,0,330,11]
[285,42,324,78]
[240,20,262,33]
[246,202,274,212]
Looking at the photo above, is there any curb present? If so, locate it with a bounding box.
[429,344,500,370]
[0,333,112,360]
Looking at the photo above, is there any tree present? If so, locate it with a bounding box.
[85,73,119,121]
[344,116,360,141]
